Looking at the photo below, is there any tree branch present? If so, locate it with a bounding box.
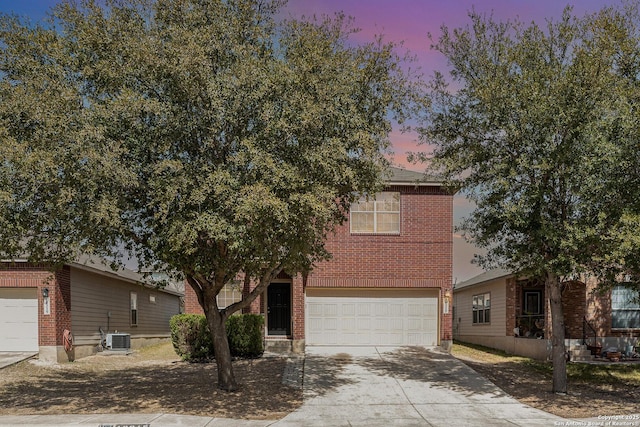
[223,263,284,318]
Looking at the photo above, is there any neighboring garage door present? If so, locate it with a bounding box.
[306,288,439,346]
[0,288,39,352]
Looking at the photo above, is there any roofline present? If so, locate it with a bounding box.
[454,271,514,291]
[1,258,183,297]
[69,262,183,297]
[455,276,512,290]
[386,181,444,187]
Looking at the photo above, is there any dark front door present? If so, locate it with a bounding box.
[267,283,291,336]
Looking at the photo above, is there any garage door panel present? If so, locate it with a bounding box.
[353,333,368,345]
[408,303,424,316]
[308,304,323,316]
[325,318,338,330]
[390,318,403,330]
[341,318,355,330]
[324,304,338,316]
[358,304,370,316]
[341,303,356,316]
[306,289,439,346]
[424,319,438,329]
[407,318,422,330]
[424,304,437,317]
[8,321,37,336]
[389,303,404,316]
[375,303,388,316]
[0,288,39,352]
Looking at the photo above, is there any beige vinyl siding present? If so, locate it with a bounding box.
[454,278,506,338]
[70,267,180,346]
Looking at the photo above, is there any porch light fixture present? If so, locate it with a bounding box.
[443,290,451,314]
[42,288,51,315]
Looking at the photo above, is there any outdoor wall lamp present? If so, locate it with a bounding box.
[443,290,451,314]
[42,287,51,315]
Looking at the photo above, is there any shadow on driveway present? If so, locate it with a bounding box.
[302,353,356,398]
[358,346,511,400]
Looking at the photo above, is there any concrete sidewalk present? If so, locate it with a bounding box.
[0,346,601,427]
[0,413,272,427]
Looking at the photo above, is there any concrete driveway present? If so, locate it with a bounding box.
[0,352,37,370]
[274,346,564,427]
[0,347,569,427]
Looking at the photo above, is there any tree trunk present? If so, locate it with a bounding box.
[186,268,283,392]
[203,293,238,392]
[546,271,567,394]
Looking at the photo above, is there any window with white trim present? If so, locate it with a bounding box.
[612,286,640,329]
[217,281,243,309]
[350,192,400,234]
[473,292,491,324]
[130,292,138,326]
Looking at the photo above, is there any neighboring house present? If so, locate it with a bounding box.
[453,270,640,360]
[185,166,455,352]
[0,255,182,362]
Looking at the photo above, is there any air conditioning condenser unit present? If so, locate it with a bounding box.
[106,333,131,350]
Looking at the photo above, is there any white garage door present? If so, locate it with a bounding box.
[0,288,39,352]
[306,289,439,346]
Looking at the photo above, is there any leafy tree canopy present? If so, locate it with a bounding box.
[419,2,640,393]
[421,2,640,284]
[0,0,424,390]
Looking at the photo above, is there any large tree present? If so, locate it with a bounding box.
[0,0,423,390]
[420,3,640,393]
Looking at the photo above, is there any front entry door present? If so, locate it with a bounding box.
[267,283,291,336]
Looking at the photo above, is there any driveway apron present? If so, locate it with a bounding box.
[0,352,37,369]
[274,346,564,427]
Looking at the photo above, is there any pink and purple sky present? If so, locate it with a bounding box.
[1,0,625,280]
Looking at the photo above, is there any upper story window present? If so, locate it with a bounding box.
[612,286,640,329]
[350,192,400,234]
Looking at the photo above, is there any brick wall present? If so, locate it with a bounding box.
[53,266,72,346]
[292,275,304,340]
[184,282,204,315]
[513,278,588,339]
[586,284,610,339]
[585,279,640,340]
[308,185,454,343]
[308,185,452,287]
[184,274,275,318]
[183,184,455,345]
[0,262,71,346]
[561,281,586,340]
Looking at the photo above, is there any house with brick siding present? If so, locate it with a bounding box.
[0,255,182,362]
[185,166,455,353]
[453,270,640,360]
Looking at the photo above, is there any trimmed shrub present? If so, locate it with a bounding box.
[226,314,264,358]
[170,314,213,361]
[170,313,265,361]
